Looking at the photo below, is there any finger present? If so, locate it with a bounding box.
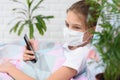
[29,39,35,44]
[33,40,39,50]
[29,39,34,47]
[23,51,35,58]
[23,54,35,61]
[29,39,39,50]
[24,49,34,55]
[23,52,33,57]
[23,49,35,61]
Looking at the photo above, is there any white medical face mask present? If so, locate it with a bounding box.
[63,27,85,46]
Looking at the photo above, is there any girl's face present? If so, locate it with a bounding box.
[65,11,92,41]
[65,11,86,32]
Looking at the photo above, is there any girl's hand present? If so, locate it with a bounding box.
[0,61,15,73]
[23,48,35,61]
[23,39,38,61]
[29,39,39,51]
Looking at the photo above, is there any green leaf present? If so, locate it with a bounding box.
[12,8,27,13]
[35,23,44,35]
[8,17,24,25]
[41,15,54,20]
[29,0,34,8]
[29,23,34,39]
[18,23,26,36]
[16,11,27,18]
[32,0,44,13]
[27,0,30,8]
[36,15,47,31]
[11,0,26,8]
[9,27,14,33]
[26,0,34,8]
[10,21,21,33]
[27,0,30,5]
[11,0,19,3]
[31,0,34,4]
[113,0,120,7]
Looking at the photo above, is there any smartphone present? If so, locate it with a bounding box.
[24,34,37,63]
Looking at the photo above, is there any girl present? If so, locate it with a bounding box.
[0,0,101,80]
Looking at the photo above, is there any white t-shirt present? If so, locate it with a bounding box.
[62,43,90,79]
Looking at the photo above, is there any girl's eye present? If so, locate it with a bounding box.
[73,26,82,29]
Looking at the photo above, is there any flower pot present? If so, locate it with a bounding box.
[95,73,104,80]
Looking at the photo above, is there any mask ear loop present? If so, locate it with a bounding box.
[78,35,93,47]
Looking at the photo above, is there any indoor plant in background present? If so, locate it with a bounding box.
[9,0,54,38]
[92,0,120,80]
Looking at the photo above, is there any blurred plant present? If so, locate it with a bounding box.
[92,0,120,80]
[85,0,102,27]
[9,0,54,38]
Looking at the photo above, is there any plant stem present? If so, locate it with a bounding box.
[28,1,32,38]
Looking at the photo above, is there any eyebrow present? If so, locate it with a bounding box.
[65,20,82,26]
[73,24,82,27]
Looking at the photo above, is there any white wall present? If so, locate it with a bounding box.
[0,0,79,43]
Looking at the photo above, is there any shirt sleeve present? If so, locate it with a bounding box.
[62,47,89,75]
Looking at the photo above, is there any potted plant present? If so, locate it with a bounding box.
[92,0,120,80]
[9,0,54,38]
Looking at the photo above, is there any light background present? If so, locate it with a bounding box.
[0,0,79,43]
[0,0,115,44]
